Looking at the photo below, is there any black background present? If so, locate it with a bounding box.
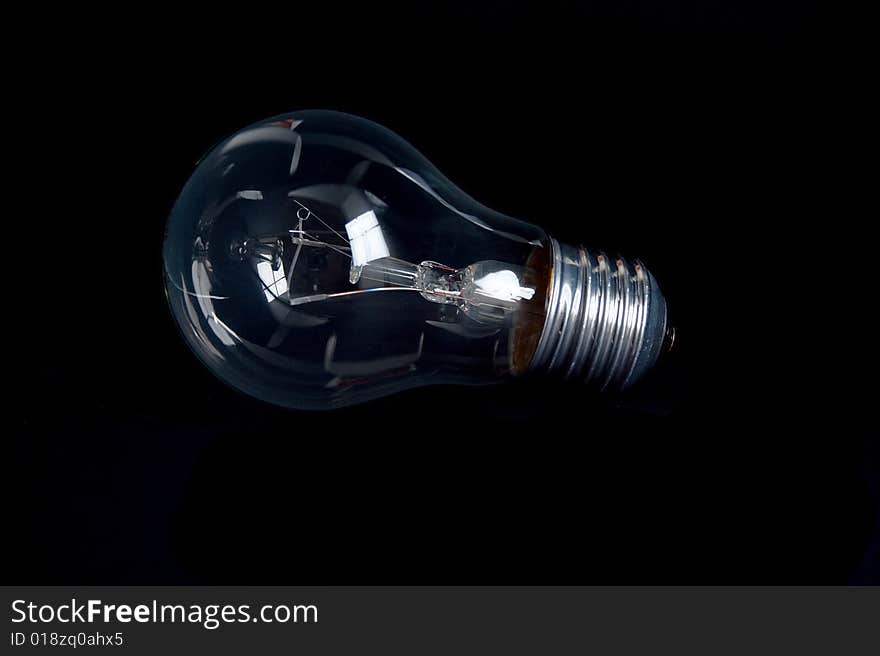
[9,2,877,584]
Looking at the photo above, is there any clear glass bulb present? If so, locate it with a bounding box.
[163,110,669,409]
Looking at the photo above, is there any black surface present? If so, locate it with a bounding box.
[10,2,877,583]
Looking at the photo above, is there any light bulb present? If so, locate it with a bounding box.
[163,110,670,410]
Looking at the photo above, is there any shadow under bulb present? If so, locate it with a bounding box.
[162,110,671,410]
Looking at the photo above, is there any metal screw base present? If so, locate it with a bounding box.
[529,238,668,390]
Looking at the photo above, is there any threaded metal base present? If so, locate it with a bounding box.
[529,238,668,390]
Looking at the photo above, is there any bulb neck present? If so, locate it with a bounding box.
[528,238,668,390]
